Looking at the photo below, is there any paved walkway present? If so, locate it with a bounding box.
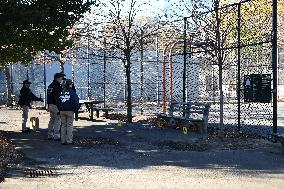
[0,108,284,189]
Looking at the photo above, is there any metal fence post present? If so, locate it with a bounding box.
[10,64,13,95]
[183,17,187,103]
[43,59,47,109]
[140,30,144,115]
[87,23,91,99]
[272,0,278,133]
[156,37,160,106]
[237,2,241,131]
[103,37,106,108]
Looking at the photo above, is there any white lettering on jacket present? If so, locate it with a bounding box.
[59,92,70,103]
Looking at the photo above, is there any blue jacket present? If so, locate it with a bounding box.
[57,88,80,112]
[18,87,42,107]
[47,80,62,105]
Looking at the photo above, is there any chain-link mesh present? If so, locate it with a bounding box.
[74,49,163,115]
[182,0,276,136]
[0,70,6,104]
[0,0,282,136]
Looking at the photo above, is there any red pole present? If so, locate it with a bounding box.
[169,42,180,103]
[162,47,168,114]
[169,46,173,103]
[163,40,195,113]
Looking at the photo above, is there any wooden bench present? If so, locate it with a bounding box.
[157,102,210,134]
[75,100,104,121]
[74,110,85,121]
[93,108,114,119]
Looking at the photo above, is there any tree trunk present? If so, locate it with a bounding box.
[125,58,132,123]
[219,64,224,134]
[215,0,224,137]
[59,60,64,73]
[29,64,34,82]
[4,65,13,106]
[140,31,144,115]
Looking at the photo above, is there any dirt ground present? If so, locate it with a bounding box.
[0,107,284,189]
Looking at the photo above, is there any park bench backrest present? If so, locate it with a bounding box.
[168,102,210,119]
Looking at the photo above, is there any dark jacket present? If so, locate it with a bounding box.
[47,80,62,105]
[18,87,41,107]
[57,88,80,112]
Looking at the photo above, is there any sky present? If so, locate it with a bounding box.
[90,0,180,18]
[149,0,171,10]
[138,0,211,18]
[83,0,213,29]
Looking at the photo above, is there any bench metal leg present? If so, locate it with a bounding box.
[75,112,78,121]
[89,104,94,121]
[96,110,100,118]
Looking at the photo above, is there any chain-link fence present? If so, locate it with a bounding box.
[74,48,163,115]
[0,0,282,137]
[181,0,280,136]
[0,69,6,105]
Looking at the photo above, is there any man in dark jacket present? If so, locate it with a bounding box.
[18,80,43,133]
[47,72,65,140]
[57,79,79,144]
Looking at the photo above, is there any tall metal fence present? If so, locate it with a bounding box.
[74,48,163,114]
[0,62,65,107]
[181,0,280,136]
[0,0,282,137]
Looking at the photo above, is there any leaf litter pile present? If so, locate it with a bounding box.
[157,127,268,152]
[74,136,119,147]
[0,131,22,182]
[106,113,128,122]
[106,113,156,123]
[104,114,268,151]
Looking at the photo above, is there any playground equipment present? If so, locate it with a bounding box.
[162,40,209,113]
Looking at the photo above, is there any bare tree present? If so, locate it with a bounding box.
[171,0,238,133]
[92,0,168,122]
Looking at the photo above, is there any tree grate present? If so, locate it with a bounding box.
[28,169,56,178]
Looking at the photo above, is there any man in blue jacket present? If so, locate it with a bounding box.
[47,72,65,140]
[18,80,43,133]
[57,79,79,144]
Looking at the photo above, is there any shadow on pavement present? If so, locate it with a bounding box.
[5,121,284,179]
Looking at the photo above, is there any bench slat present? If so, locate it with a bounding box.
[93,108,114,111]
